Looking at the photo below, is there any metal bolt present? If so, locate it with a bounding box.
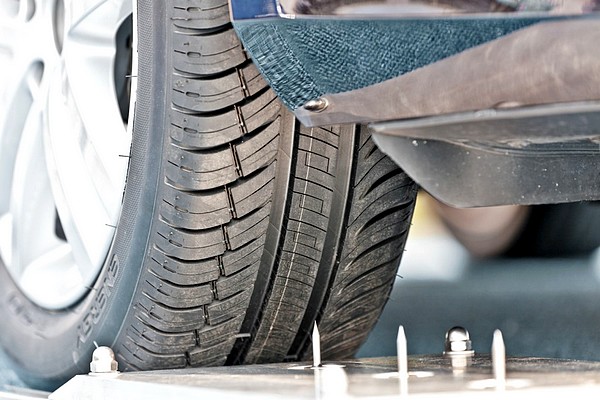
[303,98,329,113]
[90,346,119,373]
[443,326,474,356]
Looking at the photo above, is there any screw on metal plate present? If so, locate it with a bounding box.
[311,323,349,398]
[397,326,408,378]
[397,326,409,396]
[90,344,119,374]
[312,323,322,368]
[443,326,474,374]
[443,326,475,356]
[288,323,344,371]
[492,329,506,391]
[303,98,329,113]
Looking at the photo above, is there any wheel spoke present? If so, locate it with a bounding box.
[45,74,117,277]
[0,53,45,223]
[7,101,57,277]
[62,0,132,194]
[19,243,84,309]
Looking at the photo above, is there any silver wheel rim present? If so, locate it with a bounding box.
[0,0,136,309]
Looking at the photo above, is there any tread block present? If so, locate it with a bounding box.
[216,260,259,300]
[303,126,342,149]
[149,247,221,285]
[320,313,380,359]
[172,0,230,31]
[197,315,244,347]
[206,290,252,325]
[233,177,273,219]
[240,90,281,134]
[143,277,215,309]
[355,159,411,202]
[119,339,188,370]
[155,223,226,261]
[166,145,238,191]
[188,339,237,365]
[221,235,265,276]
[168,89,280,150]
[336,261,398,306]
[226,205,270,250]
[287,192,330,231]
[285,220,325,248]
[342,221,407,267]
[241,64,268,97]
[172,72,245,113]
[137,295,206,333]
[277,252,317,277]
[230,163,275,218]
[160,186,232,230]
[295,151,336,188]
[173,29,246,76]
[170,109,244,150]
[352,193,414,238]
[243,125,342,363]
[127,319,196,354]
[354,138,388,185]
[236,117,280,177]
[297,140,337,176]
[171,64,267,113]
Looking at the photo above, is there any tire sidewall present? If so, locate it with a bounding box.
[0,0,167,389]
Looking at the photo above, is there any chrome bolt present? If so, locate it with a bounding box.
[443,326,474,356]
[303,98,329,113]
[90,346,119,374]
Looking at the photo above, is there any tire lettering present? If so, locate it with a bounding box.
[77,254,120,347]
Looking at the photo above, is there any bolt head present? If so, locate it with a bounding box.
[90,346,119,373]
[303,98,329,113]
[444,326,474,355]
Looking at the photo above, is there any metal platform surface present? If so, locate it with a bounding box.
[41,355,600,400]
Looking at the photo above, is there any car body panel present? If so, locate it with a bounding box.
[229,0,600,207]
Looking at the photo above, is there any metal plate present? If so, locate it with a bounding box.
[49,355,600,399]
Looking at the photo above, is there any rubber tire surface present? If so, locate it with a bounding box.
[0,0,417,389]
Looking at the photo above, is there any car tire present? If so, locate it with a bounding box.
[0,0,417,389]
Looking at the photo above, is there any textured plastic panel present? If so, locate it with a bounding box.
[234,18,547,110]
